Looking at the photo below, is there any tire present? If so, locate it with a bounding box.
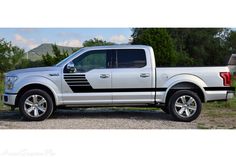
[160,106,169,114]
[168,90,202,122]
[19,89,54,121]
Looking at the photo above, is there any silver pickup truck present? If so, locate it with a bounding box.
[3,45,235,121]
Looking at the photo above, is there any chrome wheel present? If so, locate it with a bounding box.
[174,95,197,118]
[24,95,47,118]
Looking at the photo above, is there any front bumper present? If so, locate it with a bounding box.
[2,93,17,106]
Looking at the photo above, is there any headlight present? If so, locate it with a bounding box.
[5,76,18,90]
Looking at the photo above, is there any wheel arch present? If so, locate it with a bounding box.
[164,81,206,104]
[15,83,57,107]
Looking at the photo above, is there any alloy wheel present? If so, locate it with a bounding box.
[174,95,197,118]
[23,94,47,118]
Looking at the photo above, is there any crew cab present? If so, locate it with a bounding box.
[3,45,235,121]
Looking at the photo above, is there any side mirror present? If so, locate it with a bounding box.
[66,62,76,73]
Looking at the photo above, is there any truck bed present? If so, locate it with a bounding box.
[156,66,229,88]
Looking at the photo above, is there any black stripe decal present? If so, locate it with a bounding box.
[64,79,87,81]
[64,74,93,92]
[64,75,85,77]
[64,74,235,93]
[155,88,167,92]
[64,74,168,93]
[69,88,167,93]
[204,87,235,91]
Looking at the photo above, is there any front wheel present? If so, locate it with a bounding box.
[168,90,202,122]
[19,89,54,121]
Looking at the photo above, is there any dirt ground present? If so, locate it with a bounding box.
[0,107,235,129]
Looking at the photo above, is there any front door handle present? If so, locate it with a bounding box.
[140,73,150,78]
[100,74,110,79]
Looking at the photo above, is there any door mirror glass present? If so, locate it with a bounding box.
[66,62,76,73]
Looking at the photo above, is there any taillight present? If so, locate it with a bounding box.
[220,72,231,86]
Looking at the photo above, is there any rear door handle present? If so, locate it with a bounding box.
[140,73,150,78]
[100,74,110,79]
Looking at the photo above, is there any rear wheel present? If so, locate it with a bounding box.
[168,90,202,122]
[19,89,54,121]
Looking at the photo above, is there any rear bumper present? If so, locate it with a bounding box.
[2,93,17,106]
[226,90,235,100]
[204,87,235,101]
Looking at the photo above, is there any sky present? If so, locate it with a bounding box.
[0,28,133,51]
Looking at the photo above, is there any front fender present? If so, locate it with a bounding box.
[8,76,61,105]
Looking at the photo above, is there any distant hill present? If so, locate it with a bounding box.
[26,43,80,61]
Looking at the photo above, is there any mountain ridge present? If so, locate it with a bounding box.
[26,43,80,61]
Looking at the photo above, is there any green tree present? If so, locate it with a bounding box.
[131,28,177,66]
[228,30,236,54]
[15,59,45,69]
[42,44,69,66]
[83,38,114,47]
[167,28,231,66]
[0,38,25,75]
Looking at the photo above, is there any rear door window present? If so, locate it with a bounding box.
[116,49,146,68]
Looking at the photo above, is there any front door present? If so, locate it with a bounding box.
[62,50,112,105]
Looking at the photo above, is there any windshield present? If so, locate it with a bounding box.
[55,48,84,67]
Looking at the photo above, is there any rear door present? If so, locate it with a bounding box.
[62,50,113,105]
[111,49,154,104]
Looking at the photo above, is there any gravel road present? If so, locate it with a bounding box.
[0,108,198,129]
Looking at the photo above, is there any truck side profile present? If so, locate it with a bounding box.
[3,45,235,121]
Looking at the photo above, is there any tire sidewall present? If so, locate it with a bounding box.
[168,90,202,122]
[19,89,54,121]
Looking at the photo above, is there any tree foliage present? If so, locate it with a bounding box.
[83,38,114,47]
[132,28,177,66]
[132,28,232,66]
[228,30,236,54]
[42,44,69,66]
[15,59,45,69]
[0,39,25,74]
[167,28,231,66]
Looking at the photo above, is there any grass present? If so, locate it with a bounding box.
[203,96,236,118]
[204,99,236,109]
[196,78,236,128]
[204,78,236,110]
[197,123,210,129]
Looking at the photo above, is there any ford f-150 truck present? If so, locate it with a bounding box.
[3,45,235,121]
